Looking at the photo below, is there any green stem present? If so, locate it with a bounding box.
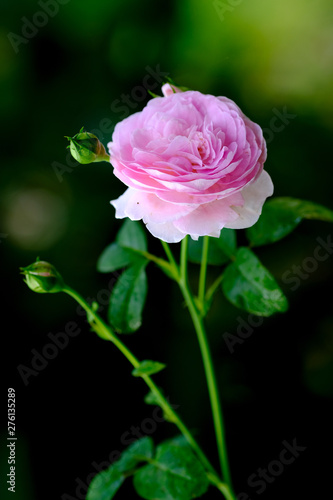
[161,240,180,276]
[198,235,209,313]
[177,238,233,491]
[62,285,224,489]
[64,287,139,363]
[205,272,224,304]
[121,247,176,279]
[207,473,235,500]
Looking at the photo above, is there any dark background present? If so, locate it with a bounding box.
[1,0,333,498]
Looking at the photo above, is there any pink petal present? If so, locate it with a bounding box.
[111,188,197,224]
[173,192,244,239]
[226,170,274,229]
[145,220,186,243]
[161,83,182,97]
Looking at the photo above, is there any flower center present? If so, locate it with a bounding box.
[193,131,209,161]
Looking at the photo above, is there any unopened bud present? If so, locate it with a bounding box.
[20,260,65,293]
[161,78,189,97]
[161,83,183,97]
[66,128,110,164]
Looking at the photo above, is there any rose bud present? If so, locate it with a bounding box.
[161,83,183,97]
[66,129,110,164]
[20,260,65,293]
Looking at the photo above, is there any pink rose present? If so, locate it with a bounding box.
[109,86,273,243]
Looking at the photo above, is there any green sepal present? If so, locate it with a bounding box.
[86,301,99,325]
[65,128,109,164]
[164,76,190,92]
[132,360,166,377]
[20,260,65,294]
[148,90,160,98]
[143,390,177,423]
[144,391,162,406]
[222,247,288,316]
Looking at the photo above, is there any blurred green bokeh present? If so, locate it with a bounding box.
[1,1,333,499]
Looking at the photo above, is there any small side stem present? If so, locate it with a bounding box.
[161,240,179,276]
[64,287,139,365]
[207,473,236,500]
[198,235,209,308]
[205,272,224,304]
[62,286,222,486]
[122,247,176,279]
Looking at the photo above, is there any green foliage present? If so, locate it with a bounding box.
[108,261,148,333]
[87,436,208,500]
[133,437,209,500]
[97,220,149,333]
[116,437,154,473]
[86,437,153,500]
[86,467,123,500]
[116,219,148,252]
[247,197,333,247]
[97,220,148,273]
[222,247,288,316]
[97,243,136,273]
[215,228,237,257]
[132,360,166,377]
[188,229,236,265]
[144,390,162,406]
[143,389,177,423]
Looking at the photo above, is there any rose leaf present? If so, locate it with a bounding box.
[222,247,288,316]
[87,437,154,500]
[133,436,209,500]
[108,261,148,333]
[132,360,166,377]
[246,197,333,247]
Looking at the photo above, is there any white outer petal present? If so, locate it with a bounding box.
[110,188,197,223]
[111,189,188,242]
[226,170,274,229]
[145,220,186,243]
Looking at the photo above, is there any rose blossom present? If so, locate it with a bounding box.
[108,84,273,243]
